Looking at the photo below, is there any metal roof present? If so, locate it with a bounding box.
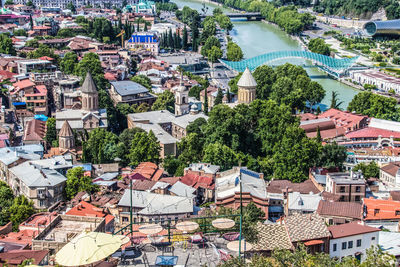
[110,81,149,96]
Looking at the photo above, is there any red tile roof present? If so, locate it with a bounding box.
[346,127,400,139]
[66,201,114,224]
[381,162,400,177]
[13,79,34,90]
[23,119,46,142]
[131,179,157,191]
[317,200,363,219]
[267,179,320,194]
[0,249,48,265]
[180,173,214,190]
[320,109,367,129]
[0,70,16,81]
[38,56,53,61]
[328,222,380,239]
[364,198,400,221]
[131,162,163,181]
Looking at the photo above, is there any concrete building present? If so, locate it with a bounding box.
[127,110,207,158]
[316,201,363,225]
[8,161,67,209]
[215,167,268,217]
[285,191,322,215]
[32,215,105,255]
[117,190,193,225]
[351,70,400,94]
[109,80,156,106]
[17,59,56,75]
[126,32,159,55]
[237,67,257,104]
[325,172,366,203]
[328,222,380,261]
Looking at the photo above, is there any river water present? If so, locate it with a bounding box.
[172,0,359,108]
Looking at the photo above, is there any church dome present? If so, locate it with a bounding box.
[237,67,257,88]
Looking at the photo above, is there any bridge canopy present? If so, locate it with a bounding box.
[220,50,359,77]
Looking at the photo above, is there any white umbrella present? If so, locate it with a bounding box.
[212,218,235,229]
[176,221,199,232]
[227,240,253,252]
[138,224,163,235]
[55,232,127,266]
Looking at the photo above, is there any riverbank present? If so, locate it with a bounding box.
[172,0,360,108]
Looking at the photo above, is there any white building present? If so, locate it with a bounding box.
[350,70,400,94]
[328,222,380,261]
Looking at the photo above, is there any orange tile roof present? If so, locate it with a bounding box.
[364,198,400,221]
[66,201,114,224]
[13,79,34,90]
[132,162,163,181]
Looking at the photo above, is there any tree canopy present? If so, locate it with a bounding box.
[129,131,161,166]
[227,41,244,62]
[66,167,99,200]
[152,90,175,113]
[347,91,399,121]
[0,33,16,56]
[308,38,331,56]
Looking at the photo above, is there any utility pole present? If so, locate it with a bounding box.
[238,168,243,259]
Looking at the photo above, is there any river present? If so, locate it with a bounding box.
[171,0,359,109]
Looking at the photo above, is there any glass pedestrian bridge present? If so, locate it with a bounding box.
[220,51,359,77]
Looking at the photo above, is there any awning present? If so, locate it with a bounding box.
[12,102,26,106]
[304,240,324,246]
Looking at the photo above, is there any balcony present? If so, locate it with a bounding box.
[37,192,46,199]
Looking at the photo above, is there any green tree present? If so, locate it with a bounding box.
[82,128,118,164]
[207,45,223,63]
[308,38,331,56]
[214,88,223,105]
[213,7,223,16]
[226,41,243,62]
[201,36,220,57]
[182,26,188,50]
[353,162,380,179]
[330,91,344,109]
[272,126,320,182]
[201,17,216,42]
[151,90,175,113]
[0,181,14,226]
[4,0,14,4]
[129,130,161,166]
[203,87,209,115]
[318,142,347,169]
[66,167,99,200]
[131,75,152,90]
[8,195,34,231]
[189,85,203,100]
[27,44,57,60]
[0,34,16,56]
[303,80,325,110]
[66,2,76,13]
[203,142,238,171]
[44,118,57,147]
[215,14,233,31]
[13,29,27,36]
[60,52,78,74]
[348,91,399,121]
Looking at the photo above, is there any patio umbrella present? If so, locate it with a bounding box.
[227,240,253,252]
[55,232,127,266]
[176,221,199,232]
[212,218,235,229]
[138,224,163,235]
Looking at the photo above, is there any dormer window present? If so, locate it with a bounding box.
[374,209,380,215]
[396,210,400,216]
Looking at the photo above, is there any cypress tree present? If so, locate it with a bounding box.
[168,28,174,48]
[215,89,223,105]
[182,26,188,50]
[203,87,208,115]
[316,126,322,143]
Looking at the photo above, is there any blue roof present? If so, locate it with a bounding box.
[128,34,158,43]
[75,164,92,171]
[12,102,26,106]
[34,114,48,121]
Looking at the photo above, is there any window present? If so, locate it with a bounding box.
[39,199,45,207]
[333,243,337,252]
[340,186,345,193]
[357,239,362,247]
[122,217,129,222]
[396,210,400,216]
[356,186,361,192]
[374,209,380,215]
[339,196,345,201]
[371,237,376,241]
[355,196,361,202]
[348,241,353,249]
[342,242,347,250]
